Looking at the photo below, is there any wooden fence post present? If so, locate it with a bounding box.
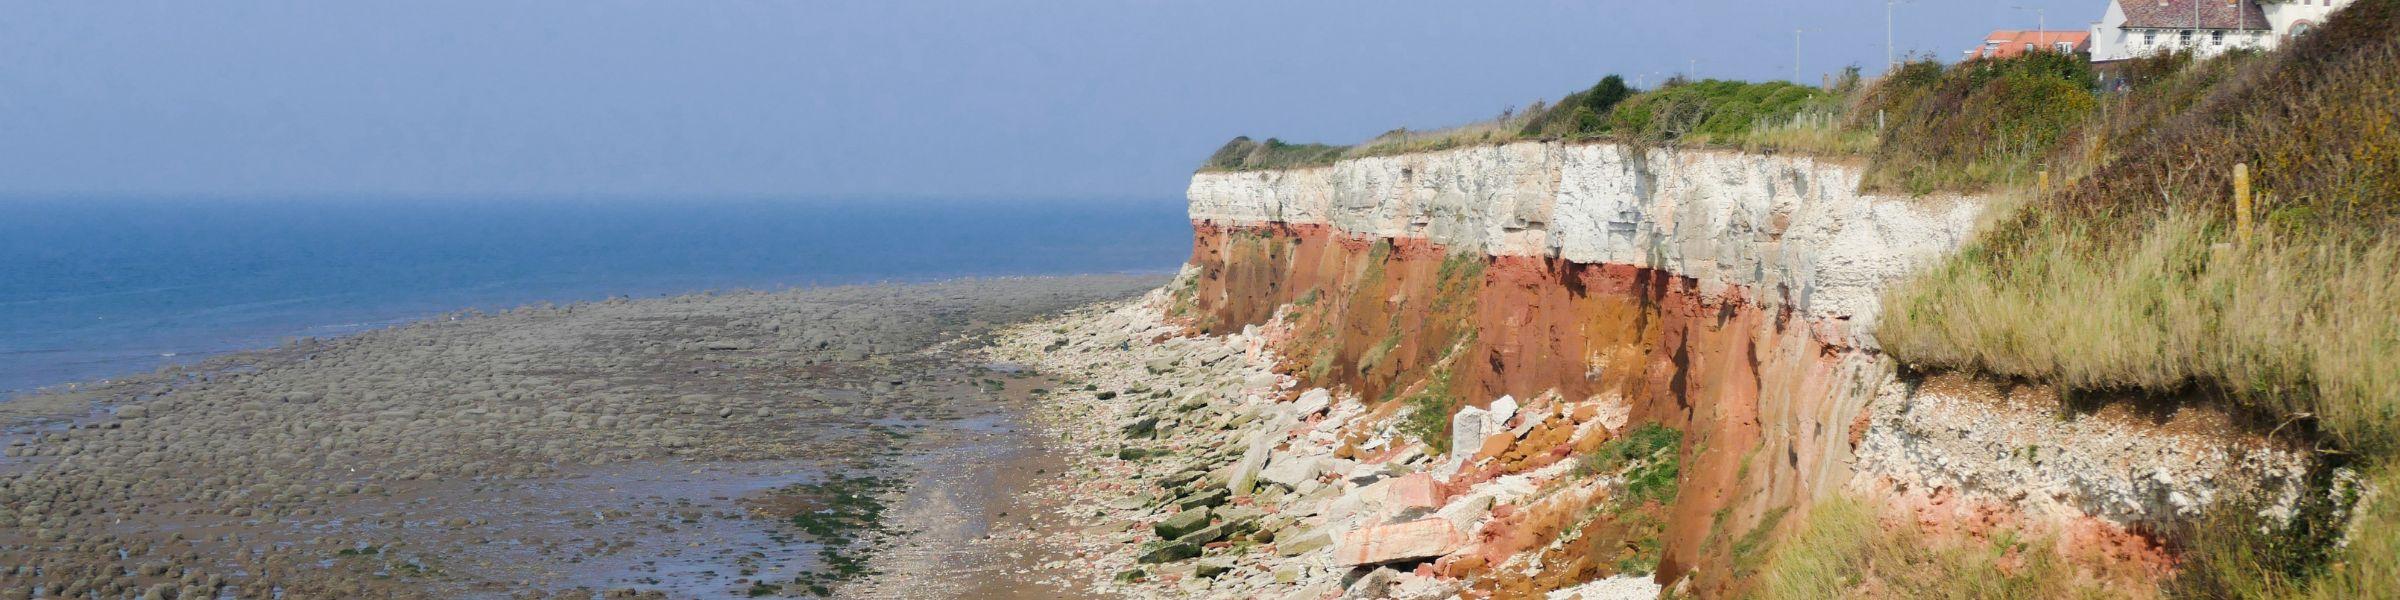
[2235,163,2253,246]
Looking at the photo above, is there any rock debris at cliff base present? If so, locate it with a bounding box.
[987,287,1674,599]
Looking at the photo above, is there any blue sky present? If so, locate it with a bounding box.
[0,1,2099,200]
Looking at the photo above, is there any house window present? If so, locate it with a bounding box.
[2293,23,2315,37]
[2056,41,2074,52]
[2212,30,2225,45]
[2181,30,2195,45]
[2025,42,2037,53]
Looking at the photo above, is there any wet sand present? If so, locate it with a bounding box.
[844,368,1098,600]
[0,276,1157,599]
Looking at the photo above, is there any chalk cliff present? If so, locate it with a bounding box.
[1157,141,2312,596]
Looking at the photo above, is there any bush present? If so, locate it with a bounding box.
[1574,424,1682,503]
[1521,75,1633,138]
[1861,51,2099,194]
[1607,80,1833,145]
[1398,384,1453,453]
[1201,136,1348,171]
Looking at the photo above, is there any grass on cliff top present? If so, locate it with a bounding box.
[1197,52,2100,195]
[1197,75,1852,172]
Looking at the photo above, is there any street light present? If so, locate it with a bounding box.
[2012,5,2048,50]
[1886,0,1917,71]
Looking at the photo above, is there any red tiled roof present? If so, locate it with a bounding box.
[1967,30,2093,60]
[2121,0,2270,30]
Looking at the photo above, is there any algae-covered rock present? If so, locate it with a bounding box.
[1153,507,1211,540]
[1136,540,1201,564]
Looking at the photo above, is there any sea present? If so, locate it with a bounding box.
[0,196,1192,398]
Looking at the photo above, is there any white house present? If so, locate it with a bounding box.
[2088,0,2353,63]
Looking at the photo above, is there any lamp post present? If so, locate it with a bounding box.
[2013,5,2049,50]
[1884,0,1918,72]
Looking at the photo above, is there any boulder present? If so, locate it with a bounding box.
[1276,526,1335,556]
[1259,454,1325,489]
[1226,432,1275,496]
[1443,406,1492,476]
[1137,540,1202,564]
[1120,416,1159,439]
[1473,432,1516,462]
[1333,518,1468,567]
[1154,508,1211,540]
[1339,567,1400,599]
[1435,493,1495,533]
[1487,395,1519,429]
[1244,372,1281,390]
[1384,472,1444,512]
[1177,488,1231,510]
[1292,388,1333,418]
[1173,519,1240,546]
[1194,558,1234,579]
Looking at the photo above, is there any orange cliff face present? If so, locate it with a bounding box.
[1181,220,1871,595]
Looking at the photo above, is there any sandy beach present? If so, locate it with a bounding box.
[0,276,1157,599]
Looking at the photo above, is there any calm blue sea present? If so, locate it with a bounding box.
[0,197,1191,398]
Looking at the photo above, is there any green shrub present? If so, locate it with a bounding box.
[1398,382,1453,453]
[1521,75,1633,138]
[1861,51,2099,194]
[1574,423,1683,505]
[1201,136,1348,171]
[2173,462,2358,600]
[1607,79,1833,145]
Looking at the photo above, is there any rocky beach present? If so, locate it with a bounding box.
[967,278,1667,600]
[0,276,1160,599]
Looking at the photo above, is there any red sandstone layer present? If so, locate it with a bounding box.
[1180,221,1872,595]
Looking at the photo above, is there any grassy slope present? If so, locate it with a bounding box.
[1861,2,2399,598]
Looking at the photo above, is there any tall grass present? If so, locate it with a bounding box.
[1349,111,1541,159]
[1882,215,2400,452]
[1755,496,2135,600]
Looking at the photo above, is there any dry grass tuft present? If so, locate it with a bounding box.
[1755,496,2141,600]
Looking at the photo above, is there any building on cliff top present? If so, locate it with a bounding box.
[1965,30,2093,60]
[2087,0,2351,64]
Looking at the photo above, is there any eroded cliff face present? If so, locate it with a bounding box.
[1171,141,2312,596]
[1186,143,1981,347]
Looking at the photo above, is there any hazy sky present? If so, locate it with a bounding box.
[0,1,2097,200]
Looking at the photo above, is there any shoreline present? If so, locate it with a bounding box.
[0,275,1159,599]
[0,269,1187,404]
